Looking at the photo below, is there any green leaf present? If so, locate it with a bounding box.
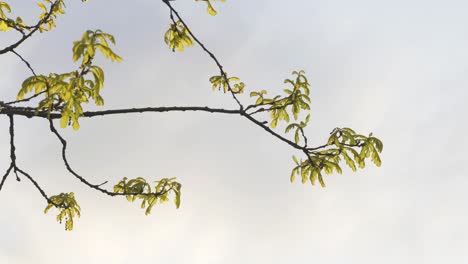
[164,21,194,52]
[95,43,123,62]
[0,2,11,19]
[285,123,296,133]
[60,113,69,128]
[310,169,318,185]
[174,188,181,208]
[371,137,384,152]
[341,151,357,172]
[317,172,326,188]
[207,2,217,15]
[292,155,299,165]
[37,2,47,12]
[305,114,310,124]
[369,144,382,166]
[290,168,296,183]
[270,118,278,128]
[195,0,226,16]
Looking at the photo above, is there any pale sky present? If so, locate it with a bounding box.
[1,0,468,263]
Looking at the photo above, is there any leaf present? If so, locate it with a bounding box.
[301,168,307,184]
[305,114,310,124]
[60,112,69,128]
[317,172,326,188]
[72,118,80,130]
[270,118,278,128]
[369,144,382,166]
[174,187,181,209]
[290,168,296,183]
[285,123,296,133]
[307,169,315,185]
[0,2,11,18]
[372,152,382,167]
[0,20,10,32]
[371,137,384,152]
[292,155,299,165]
[95,43,122,62]
[195,0,226,16]
[37,2,47,12]
[145,195,157,215]
[207,2,217,16]
[341,151,357,172]
[44,204,54,214]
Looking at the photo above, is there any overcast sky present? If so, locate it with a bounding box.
[1,0,468,263]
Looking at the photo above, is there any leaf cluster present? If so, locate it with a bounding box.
[290,128,383,187]
[164,20,194,52]
[249,70,311,128]
[72,29,122,65]
[44,192,81,231]
[16,30,121,130]
[114,177,182,215]
[209,74,245,94]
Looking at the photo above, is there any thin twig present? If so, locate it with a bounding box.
[0,165,13,191]
[11,50,37,76]
[5,91,46,105]
[162,0,244,110]
[16,168,51,203]
[48,119,169,197]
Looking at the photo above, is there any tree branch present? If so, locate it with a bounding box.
[0,105,242,119]
[0,103,316,153]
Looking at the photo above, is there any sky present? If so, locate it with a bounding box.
[1,0,468,263]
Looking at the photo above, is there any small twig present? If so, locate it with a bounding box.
[248,103,293,116]
[49,119,116,196]
[11,50,37,76]
[244,97,291,112]
[16,168,51,203]
[0,165,13,191]
[6,91,46,105]
[48,119,169,198]
[299,127,308,148]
